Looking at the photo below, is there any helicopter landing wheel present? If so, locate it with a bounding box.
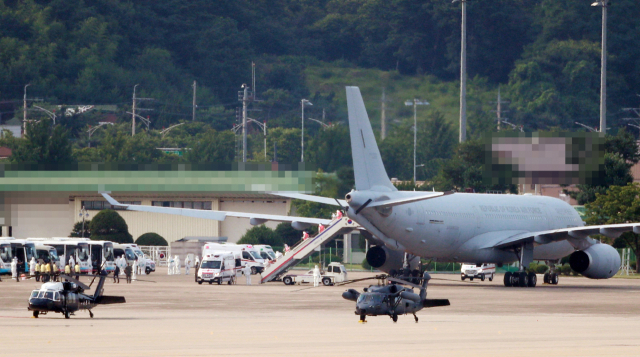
[64,310,70,319]
[392,314,398,323]
[359,314,366,323]
[33,311,39,318]
[89,310,94,318]
[413,314,418,323]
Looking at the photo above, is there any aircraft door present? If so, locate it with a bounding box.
[417,205,425,225]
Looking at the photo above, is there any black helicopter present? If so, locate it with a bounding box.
[28,272,125,319]
[341,272,450,323]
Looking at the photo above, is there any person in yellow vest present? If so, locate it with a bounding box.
[35,261,41,282]
[64,263,71,281]
[74,262,80,280]
[51,261,59,282]
[43,260,51,282]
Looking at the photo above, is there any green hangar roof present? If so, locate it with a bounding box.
[0,164,314,193]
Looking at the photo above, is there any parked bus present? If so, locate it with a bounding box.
[0,240,12,274]
[34,244,61,267]
[89,240,115,273]
[27,238,92,273]
[0,238,36,274]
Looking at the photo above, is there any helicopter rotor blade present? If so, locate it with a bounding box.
[335,274,388,286]
[59,274,91,291]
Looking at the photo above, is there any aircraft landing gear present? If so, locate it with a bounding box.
[503,242,537,288]
[33,311,39,318]
[359,314,367,323]
[413,313,419,323]
[64,310,70,319]
[391,314,398,323]
[89,310,94,318]
[544,272,559,285]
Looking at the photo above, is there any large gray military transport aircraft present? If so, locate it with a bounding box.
[103,86,637,288]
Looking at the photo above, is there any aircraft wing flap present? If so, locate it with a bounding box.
[491,223,640,249]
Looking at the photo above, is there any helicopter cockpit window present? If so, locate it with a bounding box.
[30,290,39,299]
[53,292,60,301]
[357,294,373,304]
[44,291,54,300]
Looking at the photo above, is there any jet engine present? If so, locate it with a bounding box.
[365,246,418,274]
[569,244,621,279]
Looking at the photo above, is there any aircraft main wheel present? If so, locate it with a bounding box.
[551,273,559,285]
[543,272,549,284]
[527,272,537,287]
[489,274,493,282]
[322,277,332,286]
[392,314,398,323]
[33,311,39,318]
[518,272,528,287]
[481,274,485,282]
[504,272,512,287]
[283,277,293,285]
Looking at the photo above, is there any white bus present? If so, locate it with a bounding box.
[0,238,36,275]
[27,238,92,273]
[88,240,115,273]
[34,244,61,266]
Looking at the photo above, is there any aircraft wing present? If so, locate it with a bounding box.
[268,192,347,207]
[101,193,330,226]
[486,223,640,249]
[366,191,453,208]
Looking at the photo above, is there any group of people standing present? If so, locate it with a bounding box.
[168,255,198,275]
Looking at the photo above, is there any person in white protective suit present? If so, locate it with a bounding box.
[29,257,36,278]
[168,256,174,275]
[69,255,75,271]
[313,264,321,287]
[11,257,18,282]
[184,255,191,275]
[175,255,181,275]
[132,258,138,281]
[243,264,252,285]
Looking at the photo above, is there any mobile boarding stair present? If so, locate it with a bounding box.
[260,217,360,283]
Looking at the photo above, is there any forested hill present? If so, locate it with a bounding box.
[1,0,640,132]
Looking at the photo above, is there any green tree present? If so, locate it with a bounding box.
[3,119,74,165]
[585,183,640,273]
[237,225,283,247]
[136,233,168,246]
[89,209,133,243]
[184,129,235,163]
[69,220,91,238]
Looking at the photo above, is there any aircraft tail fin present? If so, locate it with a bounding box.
[346,87,396,192]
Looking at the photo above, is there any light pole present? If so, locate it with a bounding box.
[160,123,186,139]
[592,1,608,134]
[405,99,430,183]
[87,122,114,147]
[301,99,312,162]
[453,0,467,142]
[33,105,57,125]
[79,206,89,238]
[23,84,30,135]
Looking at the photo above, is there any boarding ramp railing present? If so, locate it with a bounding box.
[260,217,360,283]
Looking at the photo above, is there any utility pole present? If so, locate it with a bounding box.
[381,88,387,139]
[252,62,256,99]
[491,86,509,131]
[592,1,608,134]
[23,84,30,136]
[301,99,313,162]
[242,85,249,162]
[455,0,467,142]
[192,80,197,122]
[132,84,139,136]
[405,99,429,183]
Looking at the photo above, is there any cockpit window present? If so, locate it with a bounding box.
[44,291,54,300]
[30,290,39,299]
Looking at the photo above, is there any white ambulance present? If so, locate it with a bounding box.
[197,251,237,285]
[202,243,264,274]
[460,263,495,281]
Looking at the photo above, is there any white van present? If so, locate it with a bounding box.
[461,263,496,281]
[202,243,264,274]
[197,251,237,285]
[254,245,276,261]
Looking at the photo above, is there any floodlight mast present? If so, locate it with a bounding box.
[453,0,467,142]
[301,99,312,162]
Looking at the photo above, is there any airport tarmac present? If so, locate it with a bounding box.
[1,268,639,356]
